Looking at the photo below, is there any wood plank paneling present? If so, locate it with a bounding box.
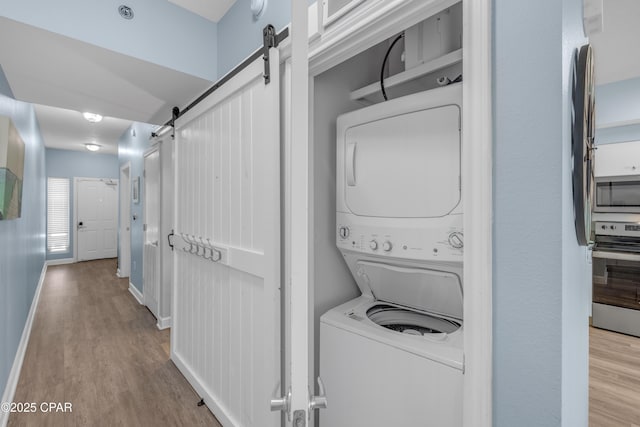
[172,52,280,427]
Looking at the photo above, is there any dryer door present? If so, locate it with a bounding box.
[343,104,461,218]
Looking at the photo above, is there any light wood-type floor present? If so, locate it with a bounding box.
[8,259,221,427]
[15,261,640,426]
[590,326,640,426]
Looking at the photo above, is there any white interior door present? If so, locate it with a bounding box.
[171,47,281,427]
[144,149,161,320]
[77,178,118,261]
[119,164,131,277]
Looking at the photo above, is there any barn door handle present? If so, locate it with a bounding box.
[168,230,175,250]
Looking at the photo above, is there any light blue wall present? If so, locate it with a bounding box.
[596,77,640,127]
[0,0,218,81]
[594,77,640,145]
[118,123,154,292]
[0,66,46,400]
[45,148,119,261]
[561,0,590,425]
[217,0,291,77]
[596,123,640,145]
[493,0,588,425]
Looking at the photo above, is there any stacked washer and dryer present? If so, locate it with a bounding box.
[320,83,464,426]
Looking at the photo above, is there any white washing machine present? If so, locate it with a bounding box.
[320,84,463,427]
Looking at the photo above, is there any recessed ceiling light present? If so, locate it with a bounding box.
[82,112,103,123]
[85,143,101,152]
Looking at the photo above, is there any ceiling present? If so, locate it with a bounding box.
[33,104,132,155]
[0,0,635,155]
[589,0,640,85]
[168,0,237,23]
[0,16,214,154]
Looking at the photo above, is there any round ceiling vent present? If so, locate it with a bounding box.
[118,5,134,20]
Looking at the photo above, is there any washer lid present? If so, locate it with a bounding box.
[367,304,461,336]
[354,261,462,319]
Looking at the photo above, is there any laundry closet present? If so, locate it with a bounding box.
[167,0,492,425]
[307,1,464,425]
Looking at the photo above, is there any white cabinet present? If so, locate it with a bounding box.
[595,140,640,178]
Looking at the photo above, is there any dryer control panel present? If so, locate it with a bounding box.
[336,213,463,262]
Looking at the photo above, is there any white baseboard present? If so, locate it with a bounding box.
[45,258,74,266]
[128,282,144,305]
[116,268,122,277]
[1,263,47,427]
[156,316,172,330]
[171,351,237,427]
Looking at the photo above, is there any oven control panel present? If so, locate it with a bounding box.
[595,221,640,237]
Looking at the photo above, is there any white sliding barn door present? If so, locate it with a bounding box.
[172,49,281,427]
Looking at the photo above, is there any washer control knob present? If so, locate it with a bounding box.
[369,240,379,251]
[338,226,350,239]
[382,241,393,252]
[448,232,464,249]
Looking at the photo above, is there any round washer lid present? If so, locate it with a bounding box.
[367,304,461,336]
[354,261,463,320]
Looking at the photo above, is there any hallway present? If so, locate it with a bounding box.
[8,259,220,427]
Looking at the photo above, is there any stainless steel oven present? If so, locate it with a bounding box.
[592,221,640,337]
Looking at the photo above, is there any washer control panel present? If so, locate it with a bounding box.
[336,217,463,262]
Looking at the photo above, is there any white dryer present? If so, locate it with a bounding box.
[320,84,463,427]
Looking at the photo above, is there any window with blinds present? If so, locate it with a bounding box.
[47,177,70,253]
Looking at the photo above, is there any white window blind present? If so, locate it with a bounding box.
[47,177,70,252]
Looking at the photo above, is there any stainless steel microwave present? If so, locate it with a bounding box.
[595,175,640,213]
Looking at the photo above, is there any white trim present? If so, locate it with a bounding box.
[73,177,79,261]
[45,258,75,266]
[306,1,493,425]
[128,282,144,305]
[289,0,312,421]
[156,316,172,330]
[309,0,458,75]
[462,0,493,426]
[0,263,47,427]
[170,351,236,426]
[597,117,640,130]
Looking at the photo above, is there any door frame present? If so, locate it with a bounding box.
[119,162,132,277]
[291,0,493,425]
[142,147,161,320]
